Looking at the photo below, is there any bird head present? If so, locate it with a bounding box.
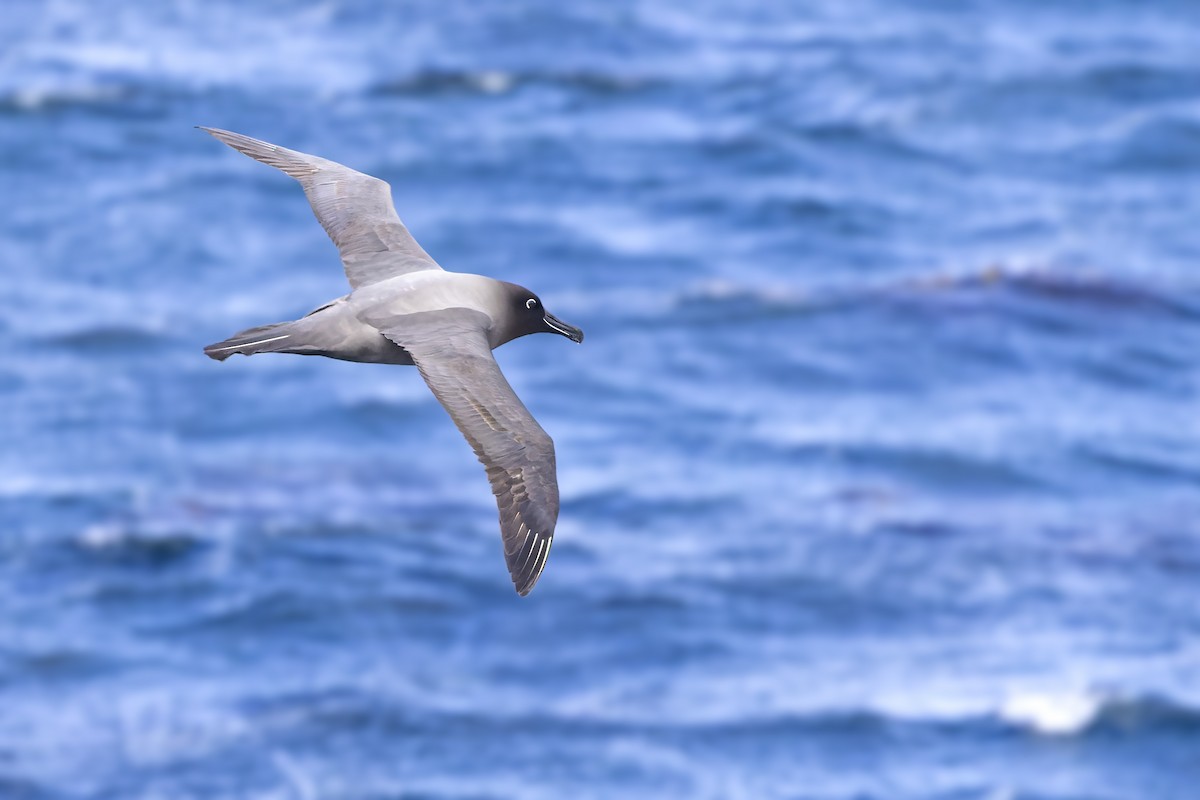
[499,283,584,345]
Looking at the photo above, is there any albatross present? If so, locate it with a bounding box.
[200,127,583,596]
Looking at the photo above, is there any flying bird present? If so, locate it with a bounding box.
[200,127,583,596]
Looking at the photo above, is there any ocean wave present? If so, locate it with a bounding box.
[0,84,134,113]
[0,1,370,109]
[1074,442,1200,485]
[666,265,1199,322]
[999,691,1200,737]
[999,690,1105,735]
[542,686,1200,740]
[0,474,129,503]
[979,60,1200,115]
[797,692,1200,739]
[75,523,209,557]
[2,4,663,112]
[955,267,1196,313]
[0,59,652,116]
[371,68,658,98]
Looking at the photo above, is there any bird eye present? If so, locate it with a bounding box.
[526,298,537,309]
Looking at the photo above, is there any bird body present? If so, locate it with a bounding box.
[200,127,582,595]
[207,272,529,365]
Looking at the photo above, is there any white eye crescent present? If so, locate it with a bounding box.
[526,298,537,309]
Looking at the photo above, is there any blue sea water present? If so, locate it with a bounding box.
[2,0,1200,797]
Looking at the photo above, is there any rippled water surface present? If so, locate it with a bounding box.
[3,1,1200,798]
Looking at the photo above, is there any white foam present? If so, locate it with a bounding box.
[999,690,1103,736]
[475,70,515,94]
[78,523,126,550]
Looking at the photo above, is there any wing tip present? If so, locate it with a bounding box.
[513,574,538,596]
[197,125,278,156]
[510,532,553,597]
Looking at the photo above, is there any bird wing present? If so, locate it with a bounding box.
[200,127,440,288]
[373,308,560,596]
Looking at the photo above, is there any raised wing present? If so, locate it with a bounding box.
[200,127,440,288]
[375,309,560,595]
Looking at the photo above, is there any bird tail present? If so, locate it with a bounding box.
[204,321,297,361]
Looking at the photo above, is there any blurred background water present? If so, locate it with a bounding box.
[2,1,1199,798]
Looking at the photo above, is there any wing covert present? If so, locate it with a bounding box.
[200,127,440,288]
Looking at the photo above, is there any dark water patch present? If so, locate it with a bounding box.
[1009,274,1199,320]
[898,266,1199,319]
[1074,443,1200,485]
[1100,115,1200,174]
[0,644,122,686]
[170,382,422,442]
[671,283,817,325]
[1,487,140,546]
[156,587,352,642]
[796,119,962,172]
[680,570,928,637]
[607,692,1200,743]
[0,369,26,394]
[372,68,662,99]
[1076,345,1198,396]
[37,324,170,353]
[568,489,733,526]
[550,603,734,666]
[1087,695,1200,737]
[796,442,1049,496]
[68,526,210,569]
[592,589,693,613]
[876,518,961,539]
[341,396,432,431]
[753,193,902,238]
[0,776,57,800]
[1083,62,1200,105]
[237,685,417,731]
[1136,528,1200,576]
[687,708,959,740]
[666,267,1200,336]
[972,61,1200,127]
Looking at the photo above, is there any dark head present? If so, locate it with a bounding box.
[497,283,584,345]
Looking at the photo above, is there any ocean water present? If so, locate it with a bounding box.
[2,1,1199,798]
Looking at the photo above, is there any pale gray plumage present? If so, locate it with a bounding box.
[199,127,437,287]
[200,127,583,596]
